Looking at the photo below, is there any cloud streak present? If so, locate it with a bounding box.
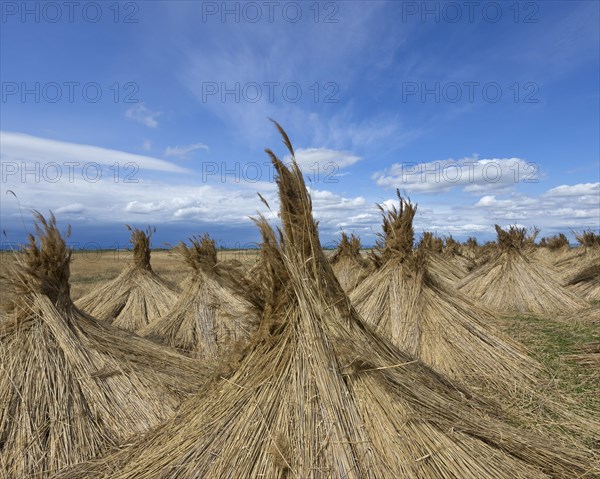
[164,142,210,159]
[1,131,190,174]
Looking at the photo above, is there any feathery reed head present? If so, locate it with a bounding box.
[176,234,218,272]
[375,190,417,262]
[465,236,478,249]
[419,231,443,254]
[495,224,527,252]
[539,233,569,250]
[331,232,362,262]
[264,120,321,273]
[3,211,73,311]
[126,225,155,270]
[251,215,287,302]
[444,235,461,255]
[575,229,600,248]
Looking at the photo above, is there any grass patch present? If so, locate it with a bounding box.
[494,314,599,411]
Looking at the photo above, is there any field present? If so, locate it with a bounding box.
[2,248,595,410]
[75,250,594,415]
[1,249,261,301]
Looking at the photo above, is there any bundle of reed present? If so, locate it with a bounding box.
[55,122,594,479]
[576,230,600,248]
[564,260,600,302]
[540,234,570,251]
[473,240,498,267]
[464,236,479,257]
[329,232,371,292]
[420,231,444,253]
[443,235,471,276]
[554,230,600,280]
[76,225,178,332]
[457,225,587,315]
[351,198,544,400]
[0,213,207,478]
[139,234,260,359]
[418,232,465,286]
[462,236,481,270]
[535,234,571,267]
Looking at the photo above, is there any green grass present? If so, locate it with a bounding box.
[495,313,599,411]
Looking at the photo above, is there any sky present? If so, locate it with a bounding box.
[1,0,599,249]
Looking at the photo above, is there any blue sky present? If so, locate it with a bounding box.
[1,0,599,249]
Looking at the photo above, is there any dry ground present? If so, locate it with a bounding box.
[1,250,261,300]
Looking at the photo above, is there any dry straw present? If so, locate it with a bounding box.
[564,260,600,302]
[0,213,207,478]
[418,232,465,286]
[56,122,594,479]
[462,236,481,270]
[355,218,598,442]
[457,225,588,315]
[329,232,371,292]
[540,234,570,251]
[554,229,600,280]
[555,305,599,328]
[140,234,260,359]
[443,235,471,277]
[564,342,600,369]
[351,197,544,401]
[576,230,600,248]
[76,225,178,332]
[534,234,571,267]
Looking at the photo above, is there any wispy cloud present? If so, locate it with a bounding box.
[55,203,86,215]
[543,182,599,198]
[173,2,409,149]
[125,103,161,128]
[164,142,209,159]
[283,148,361,173]
[0,131,189,174]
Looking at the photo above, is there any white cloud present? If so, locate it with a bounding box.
[164,142,209,159]
[336,212,381,229]
[292,148,361,170]
[55,203,85,215]
[473,185,600,229]
[543,182,599,197]
[125,103,161,128]
[141,140,152,151]
[474,195,514,208]
[125,201,166,214]
[0,131,189,174]
[311,189,366,212]
[373,157,539,194]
